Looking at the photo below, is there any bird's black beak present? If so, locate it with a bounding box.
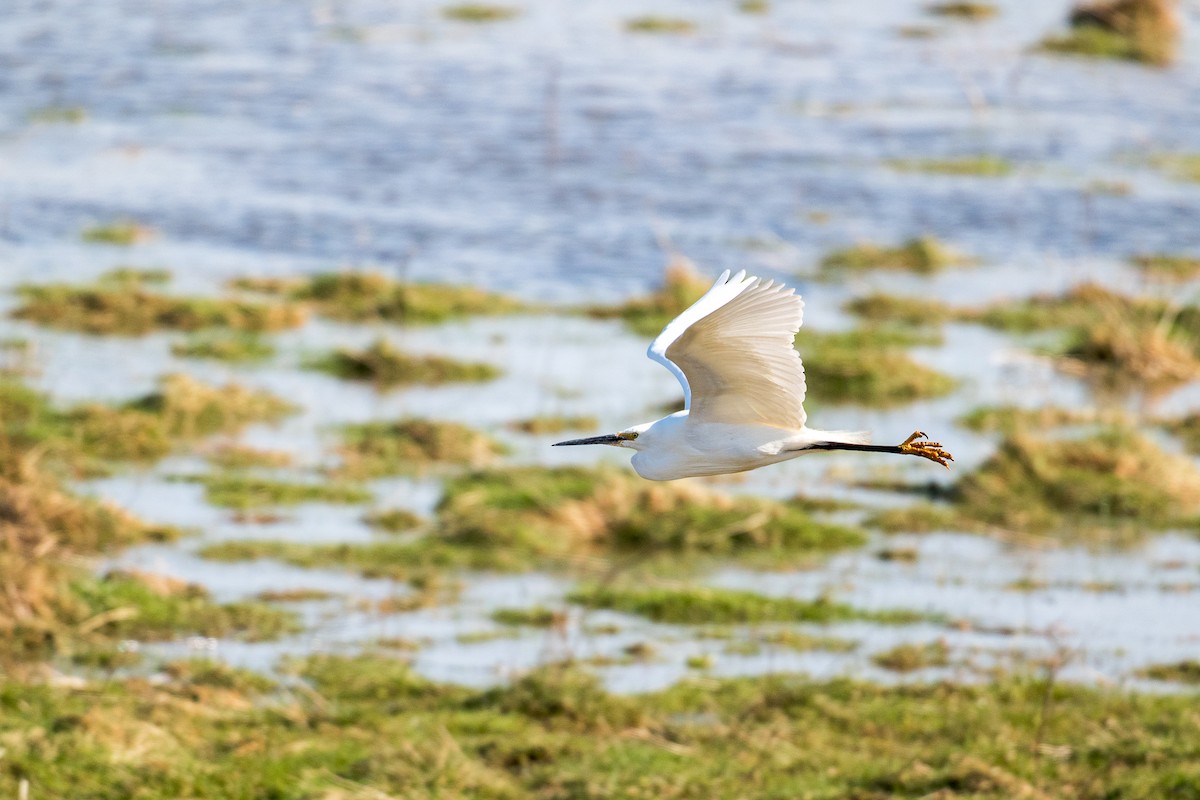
[552,434,622,447]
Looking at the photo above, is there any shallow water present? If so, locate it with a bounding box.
[4,0,1200,689]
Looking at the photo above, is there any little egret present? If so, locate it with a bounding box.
[554,270,953,480]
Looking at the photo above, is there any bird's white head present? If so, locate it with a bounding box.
[552,421,653,451]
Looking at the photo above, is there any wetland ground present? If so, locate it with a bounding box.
[2,0,1200,795]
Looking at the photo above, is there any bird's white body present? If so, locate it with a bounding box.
[554,269,950,478]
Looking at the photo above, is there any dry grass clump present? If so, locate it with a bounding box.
[203,443,294,470]
[1,375,295,474]
[1041,0,1179,66]
[585,258,711,336]
[795,328,957,407]
[509,415,598,435]
[335,418,506,478]
[171,332,276,363]
[872,640,951,672]
[308,338,501,387]
[434,465,866,570]
[1132,253,1200,281]
[625,16,696,34]
[81,220,155,245]
[926,2,997,18]
[442,3,519,21]
[13,282,306,336]
[264,271,525,325]
[956,427,1200,539]
[819,236,974,275]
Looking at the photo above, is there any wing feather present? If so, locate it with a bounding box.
[647,271,807,430]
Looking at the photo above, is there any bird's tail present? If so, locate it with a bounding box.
[806,429,871,446]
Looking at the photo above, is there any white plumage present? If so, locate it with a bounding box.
[554,270,952,480]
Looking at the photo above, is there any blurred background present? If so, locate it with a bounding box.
[3,0,1200,793]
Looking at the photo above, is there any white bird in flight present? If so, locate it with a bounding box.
[554,269,953,480]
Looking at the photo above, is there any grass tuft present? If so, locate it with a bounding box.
[872,640,951,672]
[442,3,519,22]
[308,338,500,387]
[795,328,957,407]
[926,1,997,18]
[1132,253,1200,280]
[889,156,1012,177]
[586,258,711,336]
[509,415,598,435]
[1040,0,1179,66]
[171,333,276,363]
[183,473,372,510]
[819,236,974,274]
[1136,660,1200,684]
[335,418,505,478]
[81,221,155,246]
[625,16,696,34]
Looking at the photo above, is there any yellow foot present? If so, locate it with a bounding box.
[897,431,954,468]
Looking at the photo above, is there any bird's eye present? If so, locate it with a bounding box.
[619,431,639,440]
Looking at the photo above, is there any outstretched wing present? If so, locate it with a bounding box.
[647,270,807,430]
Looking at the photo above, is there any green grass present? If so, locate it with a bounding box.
[569,585,931,625]
[1041,1,1178,68]
[203,443,293,470]
[81,220,154,245]
[843,292,958,326]
[509,415,598,435]
[334,418,506,478]
[585,260,711,336]
[1136,660,1200,684]
[872,640,951,672]
[889,156,1013,177]
[171,332,276,363]
[3,658,1198,799]
[98,266,172,285]
[29,106,87,124]
[491,607,566,627]
[1150,153,1200,183]
[183,473,372,510]
[795,328,957,407]
[275,271,525,324]
[1132,253,1200,280]
[13,281,306,336]
[819,236,974,274]
[442,3,519,21]
[307,338,501,387]
[738,0,769,13]
[925,1,997,18]
[363,507,423,533]
[957,404,1125,435]
[625,16,696,34]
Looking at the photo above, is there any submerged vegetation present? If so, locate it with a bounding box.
[819,236,974,274]
[13,281,306,336]
[307,338,501,387]
[334,418,506,478]
[1040,0,1179,66]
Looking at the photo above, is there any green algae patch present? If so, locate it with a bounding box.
[334,418,505,478]
[185,473,372,510]
[1040,0,1179,66]
[435,465,866,570]
[442,3,519,21]
[492,607,566,627]
[308,338,501,387]
[12,281,307,336]
[509,415,598,435]
[889,156,1013,177]
[585,259,711,337]
[625,16,696,34]
[257,270,526,324]
[795,328,957,407]
[81,220,155,245]
[1132,253,1200,281]
[171,332,276,363]
[1136,660,1200,684]
[819,236,974,275]
[926,1,997,18]
[569,584,930,625]
[872,640,951,672]
[843,292,958,327]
